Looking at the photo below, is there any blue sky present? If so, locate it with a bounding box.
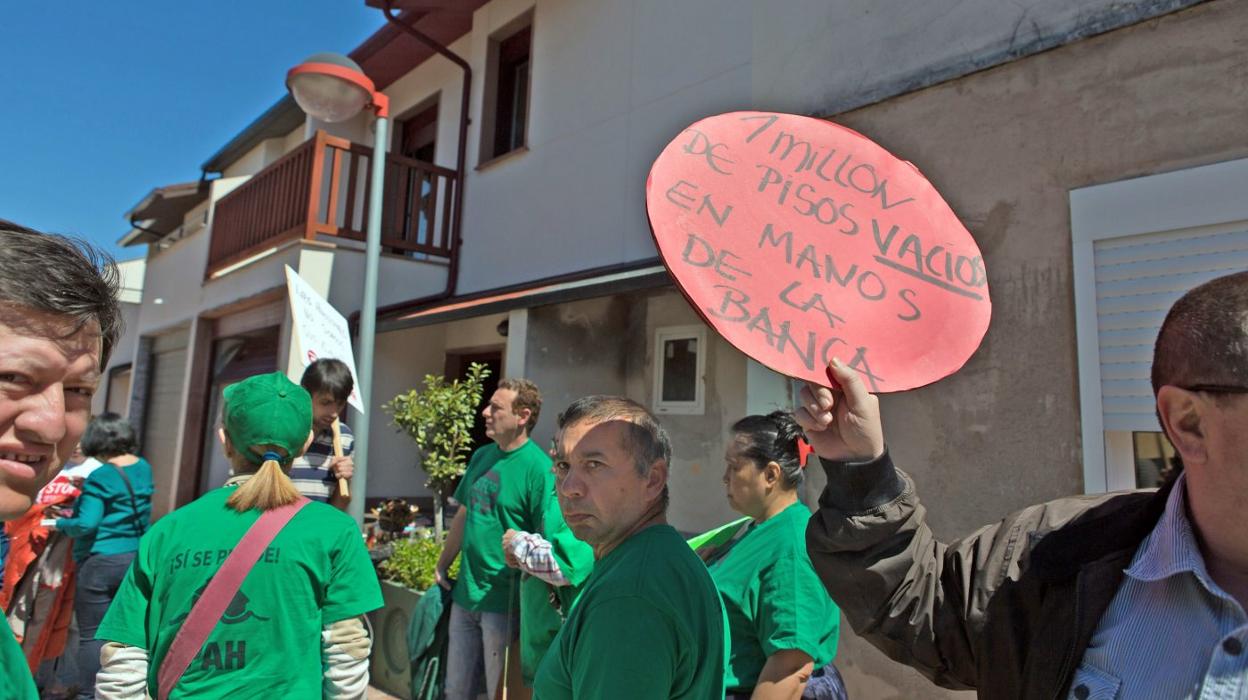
[1,2,385,260]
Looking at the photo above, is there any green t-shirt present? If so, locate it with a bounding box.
[451,440,551,613]
[707,501,840,692]
[519,486,595,684]
[0,621,37,700]
[96,487,383,698]
[531,525,725,700]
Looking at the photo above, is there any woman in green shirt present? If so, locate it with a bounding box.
[708,411,844,700]
[92,372,382,699]
[53,412,152,699]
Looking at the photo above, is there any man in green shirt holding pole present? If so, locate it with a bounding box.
[436,378,552,700]
[532,395,725,700]
[0,220,120,700]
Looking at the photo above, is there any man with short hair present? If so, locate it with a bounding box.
[292,358,355,510]
[0,220,120,699]
[799,271,1248,699]
[531,395,725,699]
[436,378,552,700]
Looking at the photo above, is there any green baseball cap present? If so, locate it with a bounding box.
[222,372,313,466]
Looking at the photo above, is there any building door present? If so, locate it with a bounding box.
[142,329,189,518]
[444,350,502,457]
[196,327,281,496]
[394,101,438,254]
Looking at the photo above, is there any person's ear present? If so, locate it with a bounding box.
[1157,386,1208,466]
[517,407,532,429]
[645,459,668,499]
[218,428,235,458]
[299,430,315,458]
[763,461,782,486]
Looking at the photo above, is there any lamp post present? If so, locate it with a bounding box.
[287,53,389,525]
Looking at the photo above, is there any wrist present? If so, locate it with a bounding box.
[817,448,905,513]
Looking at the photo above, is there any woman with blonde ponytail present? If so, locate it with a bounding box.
[89,372,383,699]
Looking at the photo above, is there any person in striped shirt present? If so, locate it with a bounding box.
[291,359,355,510]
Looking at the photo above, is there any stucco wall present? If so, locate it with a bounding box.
[359,0,1206,299]
[815,2,1248,697]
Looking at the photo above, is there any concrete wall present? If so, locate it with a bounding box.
[367,323,448,501]
[520,289,747,533]
[365,313,508,501]
[364,0,1202,299]
[814,2,1248,697]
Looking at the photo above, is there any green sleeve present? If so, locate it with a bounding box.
[321,519,384,623]
[756,555,839,661]
[571,597,678,699]
[96,528,156,650]
[545,495,594,588]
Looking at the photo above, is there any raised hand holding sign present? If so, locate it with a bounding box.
[646,112,991,392]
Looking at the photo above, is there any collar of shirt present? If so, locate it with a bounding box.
[1124,473,1227,600]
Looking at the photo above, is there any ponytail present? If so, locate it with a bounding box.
[227,455,303,512]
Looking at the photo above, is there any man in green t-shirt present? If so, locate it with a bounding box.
[0,221,121,700]
[435,378,552,700]
[532,396,725,700]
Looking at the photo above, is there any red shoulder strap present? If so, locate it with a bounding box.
[156,498,310,700]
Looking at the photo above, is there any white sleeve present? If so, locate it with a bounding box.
[322,616,372,699]
[95,642,151,700]
[509,531,570,587]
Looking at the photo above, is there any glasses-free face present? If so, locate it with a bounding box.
[0,308,101,520]
[554,419,663,556]
[311,391,346,431]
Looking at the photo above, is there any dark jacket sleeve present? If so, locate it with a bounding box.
[805,451,1039,690]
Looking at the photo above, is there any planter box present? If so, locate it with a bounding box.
[368,580,425,698]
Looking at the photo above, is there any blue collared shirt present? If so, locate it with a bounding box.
[1073,474,1248,699]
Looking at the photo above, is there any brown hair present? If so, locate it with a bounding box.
[555,395,671,510]
[499,377,542,434]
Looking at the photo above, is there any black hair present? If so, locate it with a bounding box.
[730,411,806,489]
[0,220,121,368]
[81,412,138,459]
[300,358,354,404]
[556,395,672,510]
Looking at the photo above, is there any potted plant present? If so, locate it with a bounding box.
[383,362,490,539]
[368,535,460,698]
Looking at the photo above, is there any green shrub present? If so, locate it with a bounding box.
[379,537,460,591]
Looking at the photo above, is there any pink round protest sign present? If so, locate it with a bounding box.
[645,111,991,392]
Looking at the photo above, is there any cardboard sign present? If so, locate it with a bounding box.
[645,112,991,392]
[284,266,365,412]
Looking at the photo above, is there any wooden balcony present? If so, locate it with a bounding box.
[207,130,458,277]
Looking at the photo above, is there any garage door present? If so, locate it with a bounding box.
[143,329,189,517]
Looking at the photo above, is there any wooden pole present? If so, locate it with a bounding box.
[332,418,350,498]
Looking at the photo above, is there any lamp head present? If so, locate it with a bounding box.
[287,52,375,123]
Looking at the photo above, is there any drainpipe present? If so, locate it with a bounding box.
[352,1,471,329]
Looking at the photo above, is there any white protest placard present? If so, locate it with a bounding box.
[285,265,365,412]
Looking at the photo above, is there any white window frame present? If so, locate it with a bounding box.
[653,325,706,415]
[1070,157,1248,493]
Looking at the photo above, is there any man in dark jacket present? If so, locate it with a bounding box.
[799,271,1248,700]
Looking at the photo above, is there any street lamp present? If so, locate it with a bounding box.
[287,53,389,526]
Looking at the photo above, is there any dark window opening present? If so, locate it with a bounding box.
[489,25,531,160]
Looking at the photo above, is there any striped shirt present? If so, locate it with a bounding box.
[289,423,354,503]
[1074,473,1248,699]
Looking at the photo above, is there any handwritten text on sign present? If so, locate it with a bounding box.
[285,266,365,412]
[645,112,991,392]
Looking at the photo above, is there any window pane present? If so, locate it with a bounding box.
[1132,431,1174,488]
[661,337,697,402]
[107,369,131,417]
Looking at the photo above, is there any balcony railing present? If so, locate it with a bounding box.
[207,130,458,276]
